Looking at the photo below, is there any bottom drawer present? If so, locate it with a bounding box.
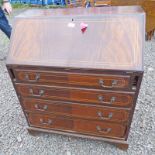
[27,113,126,139]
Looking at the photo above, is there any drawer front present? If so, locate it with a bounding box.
[27,113,126,138]
[16,84,134,107]
[14,69,131,90]
[22,98,130,123]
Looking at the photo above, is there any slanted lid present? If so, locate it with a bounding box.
[7,6,145,71]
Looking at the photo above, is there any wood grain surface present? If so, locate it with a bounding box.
[16,83,135,107]
[7,6,145,71]
[27,112,126,138]
[6,6,144,149]
[22,98,130,122]
[13,69,131,90]
[93,0,155,40]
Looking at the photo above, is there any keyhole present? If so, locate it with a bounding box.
[72,18,74,22]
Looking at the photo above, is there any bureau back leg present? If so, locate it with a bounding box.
[27,128,39,136]
[146,29,155,41]
[115,143,129,150]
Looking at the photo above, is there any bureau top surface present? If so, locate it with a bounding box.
[7,6,145,71]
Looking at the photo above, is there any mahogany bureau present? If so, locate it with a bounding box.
[6,6,145,150]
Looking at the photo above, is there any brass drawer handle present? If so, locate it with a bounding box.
[98,95,116,104]
[40,118,52,125]
[99,79,118,88]
[29,88,45,97]
[97,111,113,120]
[34,104,48,111]
[96,126,111,134]
[25,73,40,82]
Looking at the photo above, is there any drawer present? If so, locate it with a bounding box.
[27,113,126,138]
[13,69,131,90]
[16,84,134,108]
[22,98,130,123]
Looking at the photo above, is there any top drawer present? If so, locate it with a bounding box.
[13,69,131,90]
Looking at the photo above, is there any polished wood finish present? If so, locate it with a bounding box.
[14,69,131,90]
[7,7,144,71]
[111,0,155,40]
[27,126,128,142]
[22,98,130,123]
[6,7,144,150]
[81,0,155,40]
[16,84,134,107]
[27,113,126,138]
